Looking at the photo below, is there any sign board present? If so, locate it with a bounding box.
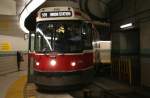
[41,11,72,18]
[0,42,12,51]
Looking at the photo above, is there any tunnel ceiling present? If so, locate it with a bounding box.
[0,0,25,37]
[18,0,115,32]
[80,0,112,20]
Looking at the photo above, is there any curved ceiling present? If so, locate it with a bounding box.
[19,0,112,33]
[80,0,111,20]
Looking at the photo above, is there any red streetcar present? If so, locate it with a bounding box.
[28,6,110,90]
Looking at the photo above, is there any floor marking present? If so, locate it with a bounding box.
[5,75,27,98]
[24,83,36,98]
[28,96,35,98]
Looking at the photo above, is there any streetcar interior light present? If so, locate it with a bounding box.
[19,0,46,33]
[82,32,86,35]
[50,60,57,66]
[120,23,133,29]
[31,34,35,37]
[55,37,58,40]
[71,62,76,67]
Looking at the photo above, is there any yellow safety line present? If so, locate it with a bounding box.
[28,96,36,98]
[5,75,27,98]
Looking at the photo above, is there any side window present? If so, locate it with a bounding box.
[96,26,110,40]
[82,23,92,49]
[93,27,100,41]
[35,33,42,52]
[30,33,35,52]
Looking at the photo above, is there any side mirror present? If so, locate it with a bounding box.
[87,23,92,28]
[24,33,29,40]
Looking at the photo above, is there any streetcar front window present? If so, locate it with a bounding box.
[35,20,92,53]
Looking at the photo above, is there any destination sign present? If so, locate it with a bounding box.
[41,11,72,18]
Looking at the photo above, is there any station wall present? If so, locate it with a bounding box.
[110,0,150,87]
[0,52,28,75]
[0,2,28,75]
[0,35,28,51]
[0,15,28,75]
[0,35,28,75]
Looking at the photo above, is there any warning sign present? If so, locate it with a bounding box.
[0,42,12,51]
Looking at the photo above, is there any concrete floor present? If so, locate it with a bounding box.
[35,93,73,98]
[0,70,74,98]
[0,70,27,98]
[1,69,150,98]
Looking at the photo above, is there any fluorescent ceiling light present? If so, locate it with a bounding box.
[19,0,46,33]
[120,23,133,29]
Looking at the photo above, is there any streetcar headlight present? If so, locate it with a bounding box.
[50,59,56,66]
[36,62,40,66]
[71,62,76,67]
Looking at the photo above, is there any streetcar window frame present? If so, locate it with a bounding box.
[29,33,35,52]
[34,20,93,53]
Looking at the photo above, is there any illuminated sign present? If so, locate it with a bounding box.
[41,11,72,18]
[0,42,11,51]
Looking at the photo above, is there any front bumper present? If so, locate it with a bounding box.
[33,67,94,88]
